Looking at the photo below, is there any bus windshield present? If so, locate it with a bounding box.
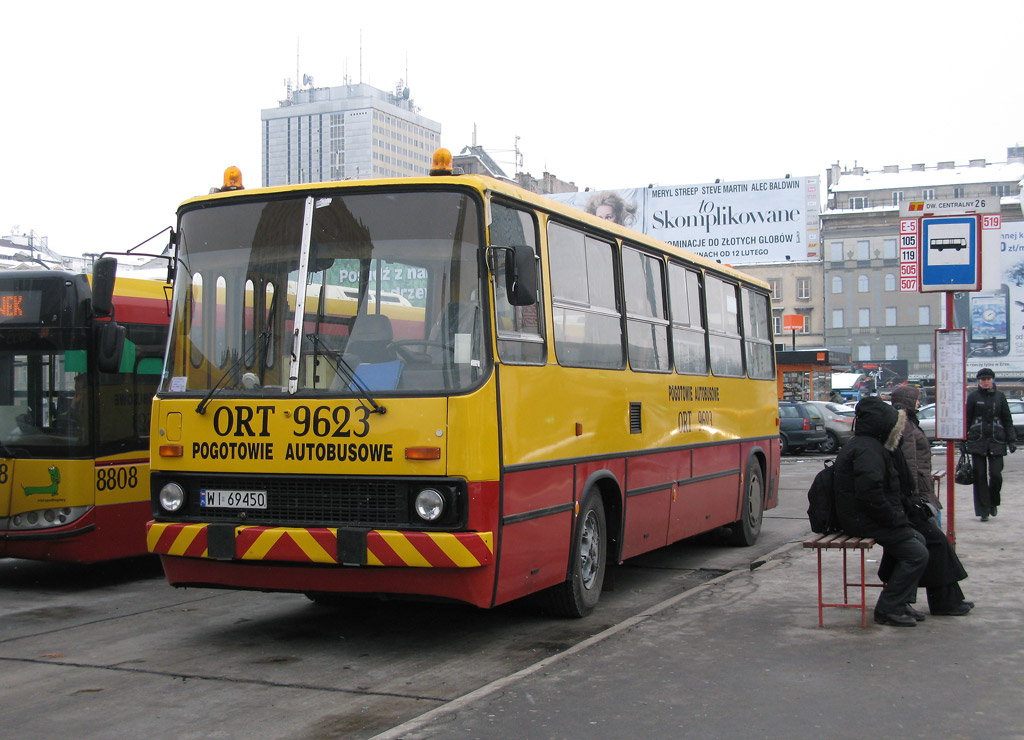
[0,330,91,456]
[165,189,487,397]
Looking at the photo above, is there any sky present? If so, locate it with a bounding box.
[2,0,1023,259]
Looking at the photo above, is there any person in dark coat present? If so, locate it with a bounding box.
[834,396,928,627]
[890,385,972,616]
[965,368,1017,521]
[891,386,941,519]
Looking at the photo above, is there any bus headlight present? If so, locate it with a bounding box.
[159,482,186,513]
[414,488,445,522]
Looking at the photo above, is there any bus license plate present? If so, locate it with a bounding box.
[200,489,267,509]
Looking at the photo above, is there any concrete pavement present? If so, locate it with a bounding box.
[375,454,1024,740]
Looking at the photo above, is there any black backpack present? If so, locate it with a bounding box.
[806,459,841,534]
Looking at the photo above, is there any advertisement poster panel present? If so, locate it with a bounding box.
[546,176,820,265]
[955,222,1024,377]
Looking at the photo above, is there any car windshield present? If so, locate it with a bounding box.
[163,189,488,398]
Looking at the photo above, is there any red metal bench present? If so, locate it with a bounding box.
[803,533,881,627]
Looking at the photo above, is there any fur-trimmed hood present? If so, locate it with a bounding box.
[854,396,906,451]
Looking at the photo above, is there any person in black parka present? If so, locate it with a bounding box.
[965,367,1017,521]
[834,396,929,627]
[890,385,972,617]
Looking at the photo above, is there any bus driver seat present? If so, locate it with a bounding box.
[342,313,395,366]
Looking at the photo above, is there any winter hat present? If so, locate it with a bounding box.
[854,396,906,451]
[977,368,995,379]
[890,385,922,410]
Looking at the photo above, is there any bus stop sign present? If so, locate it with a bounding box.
[919,216,980,292]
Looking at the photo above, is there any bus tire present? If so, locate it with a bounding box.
[729,458,765,547]
[541,492,607,618]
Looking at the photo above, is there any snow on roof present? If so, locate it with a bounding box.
[830,161,1024,193]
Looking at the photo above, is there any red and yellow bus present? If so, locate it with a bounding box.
[0,268,169,562]
[145,158,780,615]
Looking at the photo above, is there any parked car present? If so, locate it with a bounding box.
[918,400,1024,443]
[803,400,856,453]
[778,401,827,455]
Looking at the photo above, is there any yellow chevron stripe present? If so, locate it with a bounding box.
[240,528,285,560]
[428,532,486,567]
[289,529,337,564]
[146,523,167,553]
[378,531,432,567]
[366,549,384,566]
[166,524,206,557]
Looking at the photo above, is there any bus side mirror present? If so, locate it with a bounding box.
[504,245,538,306]
[92,257,118,317]
[96,321,126,374]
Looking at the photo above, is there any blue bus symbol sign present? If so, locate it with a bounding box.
[920,216,980,292]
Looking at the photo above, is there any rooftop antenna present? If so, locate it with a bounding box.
[296,38,300,93]
[359,30,363,84]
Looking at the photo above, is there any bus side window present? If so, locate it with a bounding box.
[668,263,708,375]
[490,202,545,365]
[705,275,744,377]
[623,246,669,372]
[548,223,623,369]
[742,288,775,380]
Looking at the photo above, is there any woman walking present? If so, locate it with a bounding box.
[965,368,1016,521]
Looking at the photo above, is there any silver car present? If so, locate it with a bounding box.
[803,400,856,454]
[918,400,1024,443]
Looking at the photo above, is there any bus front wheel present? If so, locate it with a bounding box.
[542,492,607,618]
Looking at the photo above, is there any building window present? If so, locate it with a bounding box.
[858,275,870,292]
[831,275,843,293]
[832,309,844,329]
[830,241,844,262]
[883,238,897,259]
[885,273,897,291]
[856,240,870,260]
[892,191,904,206]
[918,343,932,362]
[953,187,965,198]
[886,307,897,326]
[858,345,871,361]
[919,305,931,325]
[797,311,812,334]
[772,311,783,335]
[849,197,868,209]
[769,279,782,301]
[923,188,935,200]
[886,344,899,360]
[859,308,870,327]
[796,277,811,300]
[991,185,1011,197]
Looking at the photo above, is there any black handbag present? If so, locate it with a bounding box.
[955,446,975,485]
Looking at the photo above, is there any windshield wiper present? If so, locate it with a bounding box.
[307,333,386,415]
[195,331,271,415]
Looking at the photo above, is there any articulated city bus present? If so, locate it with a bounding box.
[146,155,780,616]
[0,268,169,562]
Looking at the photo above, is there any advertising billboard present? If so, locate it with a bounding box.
[954,222,1024,377]
[546,176,820,265]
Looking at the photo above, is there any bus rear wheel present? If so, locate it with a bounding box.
[729,459,765,547]
[541,492,607,618]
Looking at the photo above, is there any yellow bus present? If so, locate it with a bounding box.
[146,156,780,616]
[0,268,169,562]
